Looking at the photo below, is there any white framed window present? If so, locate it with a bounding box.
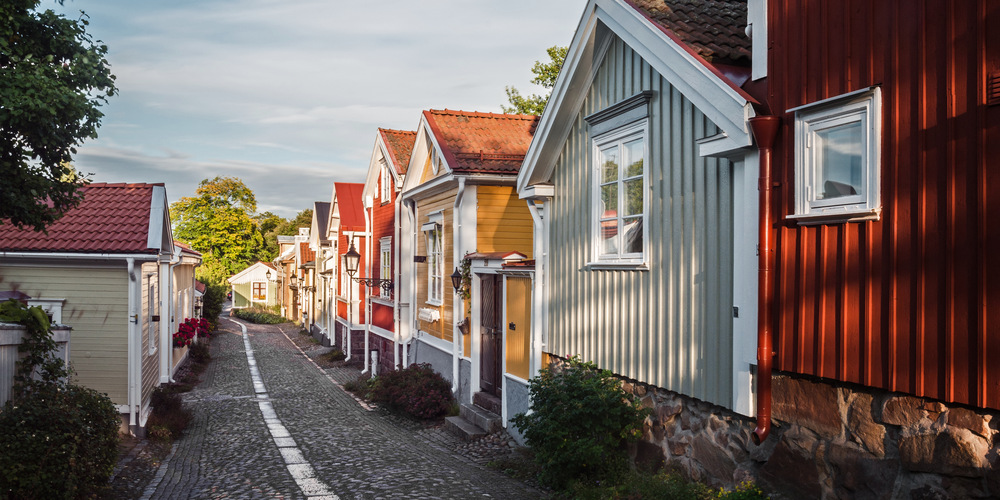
[252,281,267,302]
[789,87,882,223]
[423,217,444,305]
[26,298,65,324]
[340,260,350,298]
[379,236,392,298]
[585,91,652,267]
[381,162,392,203]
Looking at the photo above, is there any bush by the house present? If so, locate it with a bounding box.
[202,282,227,330]
[232,306,285,324]
[0,384,120,499]
[369,363,454,420]
[146,388,192,442]
[511,356,649,489]
[188,339,211,363]
[564,471,769,500]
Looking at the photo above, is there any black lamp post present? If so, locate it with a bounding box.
[344,241,360,277]
[450,267,463,294]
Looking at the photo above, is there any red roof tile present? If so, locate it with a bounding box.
[379,128,417,175]
[333,182,365,231]
[299,242,315,264]
[626,0,751,65]
[0,183,160,254]
[424,110,538,175]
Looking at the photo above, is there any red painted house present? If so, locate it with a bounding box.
[360,128,416,375]
[743,0,1000,497]
[330,182,367,361]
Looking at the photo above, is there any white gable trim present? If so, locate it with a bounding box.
[228,262,275,284]
[518,0,755,192]
[146,185,172,253]
[400,114,452,196]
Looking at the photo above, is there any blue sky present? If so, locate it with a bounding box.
[50,0,582,218]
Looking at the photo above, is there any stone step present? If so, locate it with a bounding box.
[473,391,502,415]
[460,402,502,434]
[444,415,487,441]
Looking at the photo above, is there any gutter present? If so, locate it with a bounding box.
[749,115,780,444]
[362,196,373,374]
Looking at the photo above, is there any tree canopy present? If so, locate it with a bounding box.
[1,0,117,231]
[170,177,266,285]
[502,45,567,116]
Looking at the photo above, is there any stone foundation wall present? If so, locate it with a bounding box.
[623,372,999,499]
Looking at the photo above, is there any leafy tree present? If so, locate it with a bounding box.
[1,0,117,231]
[170,177,265,284]
[502,45,567,116]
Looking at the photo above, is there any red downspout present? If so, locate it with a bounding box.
[749,115,780,445]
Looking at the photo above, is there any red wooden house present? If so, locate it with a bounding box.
[744,0,999,497]
[360,128,416,375]
[331,182,367,360]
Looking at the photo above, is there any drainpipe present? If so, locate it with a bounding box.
[526,200,546,377]
[451,177,466,394]
[749,115,780,445]
[362,196,373,374]
[393,194,401,370]
[405,198,418,367]
[126,258,138,427]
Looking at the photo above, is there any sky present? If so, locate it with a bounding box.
[49,0,583,218]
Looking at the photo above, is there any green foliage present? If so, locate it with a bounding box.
[0,301,118,499]
[511,356,649,489]
[146,388,192,442]
[0,299,68,391]
[564,472,769,500]
[258,208,312,261]
[0,383,120,499]
[232,306,285,324]
[369,363,455,420]
[0,0,117,232]
[171,177,265,283]
[502,45,567,115]
[188,340,211,364]
[201,282,227,331]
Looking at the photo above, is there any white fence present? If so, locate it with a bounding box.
[0,323,71,406]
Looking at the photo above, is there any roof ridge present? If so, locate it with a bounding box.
[427,109,539,121]
[379,128,417,135]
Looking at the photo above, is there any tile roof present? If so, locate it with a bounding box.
[627,0,751,66]
[299,242,315,265]
[379,128,417,175]
[333,182,365,231]
[424,110,538,175]
[174,240,202,257]
[0,183,160,254]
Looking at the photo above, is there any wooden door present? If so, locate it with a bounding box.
[479,274,502,396]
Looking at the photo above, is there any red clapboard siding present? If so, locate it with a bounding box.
[767,0,999,410]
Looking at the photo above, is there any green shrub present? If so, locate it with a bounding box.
[188,340,211,364]
[202,282,227,330]
[369,363,454,420]
[322,349,347,363]
[564,471,769,500]
[511,356,649,489]
[232,306,285,324]
[0,384,120,499]
[146,388,192,441]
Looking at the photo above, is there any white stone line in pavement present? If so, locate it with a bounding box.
[229,318,339,500]
[275,325,376,411]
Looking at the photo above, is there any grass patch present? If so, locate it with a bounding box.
[320,349,347,363]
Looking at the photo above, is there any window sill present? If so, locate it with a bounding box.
[425,299,443,307]
[584,261,649,271]
[787,208,881,226]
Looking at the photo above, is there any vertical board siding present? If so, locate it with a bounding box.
[505,276,531,380]
[547,37,734,409]
[416,188,457,342]
[770,0,999,410]
[476,185,534,258]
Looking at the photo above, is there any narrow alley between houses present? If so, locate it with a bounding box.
[137,311,541,499]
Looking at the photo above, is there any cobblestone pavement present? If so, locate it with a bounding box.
[142,315,544,499]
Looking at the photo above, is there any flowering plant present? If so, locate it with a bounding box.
[173,317,210,348]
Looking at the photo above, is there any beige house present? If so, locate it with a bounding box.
[0,183,198,434]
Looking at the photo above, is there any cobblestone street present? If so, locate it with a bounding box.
[140,315,543,499]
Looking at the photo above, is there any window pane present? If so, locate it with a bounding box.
[600,219,619,255]
[600,146,619,183]
[816,121,863,200]
[600,183,618,214]
[624,178,643,216]
[623,216,643,254]
[624,138,644,178]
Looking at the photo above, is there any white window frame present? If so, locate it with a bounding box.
[26,298,65,324]
[788,87,882,224]
[251,281,267,302]
[339,259,350,299]
[422,215,444,306]
[380,160,392,203]
[584,91,653,268]
[379,236,392,298]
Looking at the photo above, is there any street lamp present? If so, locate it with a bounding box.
[450,267,463,294]
[344,241,360,277]
[265,269,272,281]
